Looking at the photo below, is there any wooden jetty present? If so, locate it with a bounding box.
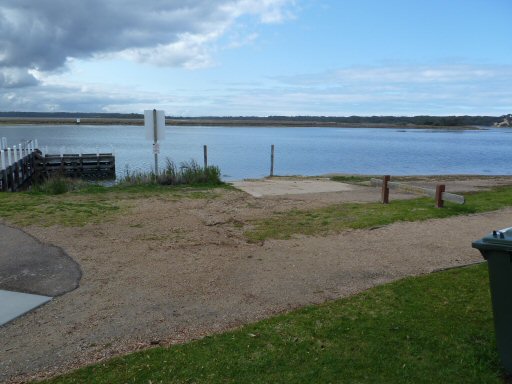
[37,152,115,179]
[0,143,37,192]
[1,140,115,191]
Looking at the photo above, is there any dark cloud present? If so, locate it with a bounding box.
[0,0,293,87]
[0,67,39,88]
[0,1,224,69]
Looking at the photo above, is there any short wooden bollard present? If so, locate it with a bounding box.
[270,144,275,177]
[381,175,390,204]
[203,145,208,168]
[435,184,446,208]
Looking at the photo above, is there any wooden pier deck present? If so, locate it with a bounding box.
[1,144,115,191]
[37,153,115,179]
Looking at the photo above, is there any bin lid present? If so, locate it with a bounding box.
[472,226,512,252]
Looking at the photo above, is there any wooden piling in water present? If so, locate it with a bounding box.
[270,144,275,177]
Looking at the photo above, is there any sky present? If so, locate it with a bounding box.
[0,0,511,116]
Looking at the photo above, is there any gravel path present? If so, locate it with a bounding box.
[0,178,509,383]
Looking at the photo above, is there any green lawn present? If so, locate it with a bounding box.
[42,264,504,384]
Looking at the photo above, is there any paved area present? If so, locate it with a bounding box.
[231,177,357,197]
[0,223,81,327]
[0,290,51,327]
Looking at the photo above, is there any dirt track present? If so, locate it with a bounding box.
[1,176,512,383]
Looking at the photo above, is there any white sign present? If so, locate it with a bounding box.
[152,143,160,154]
[144,110,166,141]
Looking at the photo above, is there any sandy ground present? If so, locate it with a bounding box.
[1,176,512,383]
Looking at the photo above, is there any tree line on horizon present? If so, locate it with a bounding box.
[0,111,509,126]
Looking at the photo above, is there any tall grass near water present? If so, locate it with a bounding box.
[120,158,222,186]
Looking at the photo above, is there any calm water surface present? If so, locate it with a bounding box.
[0,125,510,180]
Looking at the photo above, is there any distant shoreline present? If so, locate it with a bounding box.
[0,117,483,130]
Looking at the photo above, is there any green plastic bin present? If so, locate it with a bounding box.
[472,227,512,374]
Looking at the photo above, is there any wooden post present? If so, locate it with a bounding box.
[1,170,6,191]
[203,145,208,169]
[14,161,20,189]
[381,175,390,204]
[435,184,445,208]
[0,149,6,191]
[7,165,14,191]
[270,144,275,177]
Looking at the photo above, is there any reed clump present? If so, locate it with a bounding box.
[120,159,222,186]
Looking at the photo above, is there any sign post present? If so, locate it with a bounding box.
[152,109,158,174]
[144,109,165,174]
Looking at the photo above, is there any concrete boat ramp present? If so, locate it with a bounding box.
[231,177,357,197]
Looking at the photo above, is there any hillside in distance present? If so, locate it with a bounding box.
[0,112,509,127]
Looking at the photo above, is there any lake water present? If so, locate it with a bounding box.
[0,125,510,180]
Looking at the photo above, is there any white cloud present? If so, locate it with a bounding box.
[114,31,221,69]
[221,0,296,23]
[275,64,508,86]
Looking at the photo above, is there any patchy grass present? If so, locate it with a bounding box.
[245,186,512,242]
[0,181,231,227]
[330,175,373,184]
[0,193,121,227]
[41,264,504,384]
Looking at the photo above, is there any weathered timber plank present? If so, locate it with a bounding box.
[370,178,465,204]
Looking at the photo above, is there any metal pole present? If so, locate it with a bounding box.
[203,145,208,169]
[153,109,158,174]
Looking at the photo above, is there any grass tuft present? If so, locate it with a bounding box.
[30,175,92,195]
[330,175,373,184]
